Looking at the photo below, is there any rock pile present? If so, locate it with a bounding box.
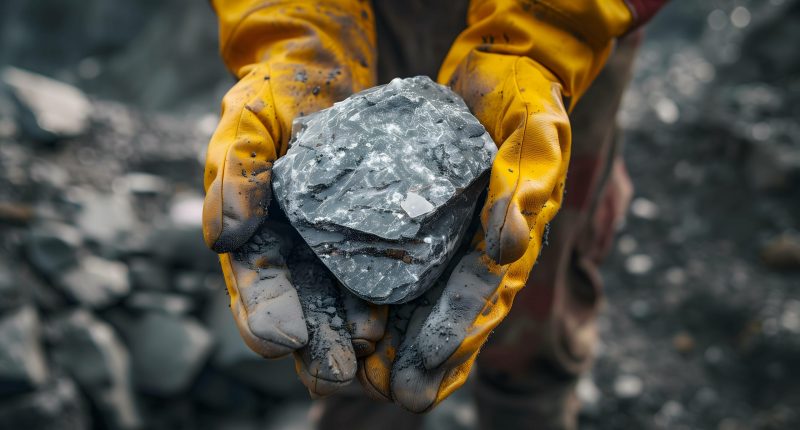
[0,69,307,430]
[273,76,496,304]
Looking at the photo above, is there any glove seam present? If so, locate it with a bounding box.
[221,253,248,332]
[504,56,535,244]
[220,0,298,71]
[216,69,275,250]
[531,0,611,51]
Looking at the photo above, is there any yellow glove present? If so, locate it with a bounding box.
[204,0,380,395]
[358,0,638,412]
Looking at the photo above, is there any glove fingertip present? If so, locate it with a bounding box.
[390,354,441,414]
[209,215,264,253]
[485,199,530,265]
[352,339,376,357]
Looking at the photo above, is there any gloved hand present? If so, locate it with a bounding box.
[203,0,379,395]
[228,217,387,396]
[357,0,641,412]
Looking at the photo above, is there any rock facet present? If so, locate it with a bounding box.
[273,76,495,304]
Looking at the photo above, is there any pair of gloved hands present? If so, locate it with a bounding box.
[203,0,639,413]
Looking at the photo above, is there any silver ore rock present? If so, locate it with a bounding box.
[272,76,496,304]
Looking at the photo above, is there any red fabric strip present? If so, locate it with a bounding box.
[624,0,669,27]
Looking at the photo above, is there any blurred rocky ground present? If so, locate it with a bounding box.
[0,0,798,429]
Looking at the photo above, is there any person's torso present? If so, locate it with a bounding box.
[373,0,470,83]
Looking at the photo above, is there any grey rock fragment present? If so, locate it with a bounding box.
[1,67,91,141]
[148,225,219,271]
[174,271,218,296]
[0,86,17,138]
[26,223,82,278]
[0,261,25,310]
[74,191,136,245]
[168,193,204,227]
[127,257,171,291]
[126,312,213,396]
[273,76,495,304]
[0,306,49,396]
[125,291,194,315]
[0,376,91,430]
[119,172,169,196]
[49,310,142,430]
[263,402,314,430]
[59,255,130,308]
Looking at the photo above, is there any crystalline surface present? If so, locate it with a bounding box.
[273,76,496,304]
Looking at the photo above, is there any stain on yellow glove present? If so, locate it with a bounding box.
[359,0,639,412]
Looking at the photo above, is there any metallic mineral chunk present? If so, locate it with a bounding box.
[273,76,496,304]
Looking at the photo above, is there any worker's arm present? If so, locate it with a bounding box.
[203,0,383,396]
[358,0,669,412]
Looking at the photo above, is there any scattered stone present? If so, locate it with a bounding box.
[148,226,219,271]
[127,258,171,291]
[746,140,800,191]
[694,386,719,407]
[664,267,687,285]
[780,300,800,333]
[273,76,496,304]
[613,374,643,399]
[424,396,477,430]
[0,376,91,430]
[59,255,130,308]
[173,271,217,296]
[625,254,654,275]
[704,346,724,365]
[630,197,660,220]
[26,223,82,278]
[49,310,141,430]
[0,306,49,396]
[628,299,652,320]
[654,400,685,428]
[0,201,34,225]
[263,402,314,430]
[117,172,168,196]
[74,191,136,245]
[577,376,602,417]
[125,292,194,315]
[672,331,696,354]
[126,312,213,396]
[1,67,91,141]
[168,193,204,227]
[0,261,25,310]
[616,235,637,255]
[25,269,67,312]
[761,233,800,270]
[191,368,261,413]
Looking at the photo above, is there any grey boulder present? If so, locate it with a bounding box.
[49,310,141,430]
[125,312,213,396]
[272,76,495,304]
[0,377,91,430]
[0,306,49,396]
[58,255,130,308]
[1,67,91,141]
